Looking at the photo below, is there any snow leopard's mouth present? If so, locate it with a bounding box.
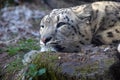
[40,38,67,52]
[40,45,65,52]
[40,41,65,52]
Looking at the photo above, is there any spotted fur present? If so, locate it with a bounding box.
[40,1,120,52]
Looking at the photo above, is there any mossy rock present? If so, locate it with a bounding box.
[23,51,115,80]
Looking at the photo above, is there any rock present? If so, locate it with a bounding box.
[22,50,40,65]
[19,45,118,80]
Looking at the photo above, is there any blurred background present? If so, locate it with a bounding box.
[1,0,120,9]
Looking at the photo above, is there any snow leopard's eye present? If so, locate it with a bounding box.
[40,25,44,28]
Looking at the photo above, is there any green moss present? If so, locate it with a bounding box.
[24,52,67,80]
[6,56,24,73]
[2,55,24,80]
[7,38,39,56]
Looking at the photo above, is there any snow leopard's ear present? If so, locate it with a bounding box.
[71,4,93,25]
[71,4,92,18]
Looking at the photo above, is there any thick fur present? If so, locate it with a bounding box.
[40,1,120,52]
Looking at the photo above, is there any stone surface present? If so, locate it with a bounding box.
[20,45,119,80]
[22,50,40,65]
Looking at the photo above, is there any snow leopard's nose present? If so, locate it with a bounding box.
[41,36,52,44]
